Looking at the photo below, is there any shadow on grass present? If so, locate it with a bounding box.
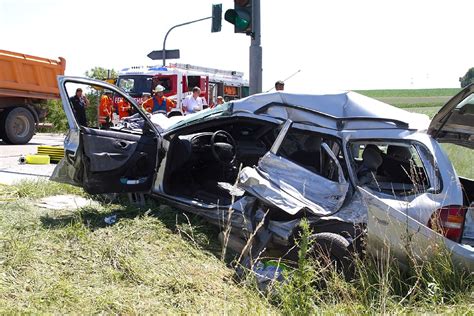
[39,194,223,258]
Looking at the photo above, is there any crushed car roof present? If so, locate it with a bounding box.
[231,91,431,131]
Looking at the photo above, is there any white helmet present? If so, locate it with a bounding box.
[153,85,165,93]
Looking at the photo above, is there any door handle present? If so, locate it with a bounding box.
[114,140,129,150]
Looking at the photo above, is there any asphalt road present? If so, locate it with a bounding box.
[0,133,65,185]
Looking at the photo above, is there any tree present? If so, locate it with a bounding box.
[459,67,474,88]
[85,67,117,81]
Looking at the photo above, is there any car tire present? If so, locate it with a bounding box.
[1,107,35,144]
[309,232,354,278]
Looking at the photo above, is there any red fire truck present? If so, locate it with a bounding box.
[115,63,249,112]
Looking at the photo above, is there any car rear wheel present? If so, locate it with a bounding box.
[1,107,35,144]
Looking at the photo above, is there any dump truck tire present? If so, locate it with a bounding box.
[0,111,6,141]
[1,107,35,144]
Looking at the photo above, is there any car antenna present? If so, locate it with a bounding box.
[265,69,301,92]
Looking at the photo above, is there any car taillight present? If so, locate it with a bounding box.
[428,206,466,242]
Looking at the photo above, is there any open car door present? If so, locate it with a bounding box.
[51,76,161,194]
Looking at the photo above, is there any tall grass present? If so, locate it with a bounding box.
[272,221,474,314]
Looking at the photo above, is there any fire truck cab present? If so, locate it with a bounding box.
[116,63,249,112]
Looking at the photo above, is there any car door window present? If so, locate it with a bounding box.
[276,125,345,181]
[349,141,438,195]
[64,81,153,134]
[256,122,349,213]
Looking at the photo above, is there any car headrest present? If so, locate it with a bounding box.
[362,145,383,171]
[387,145,412,162]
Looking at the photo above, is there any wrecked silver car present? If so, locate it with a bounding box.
[52,77,474,272]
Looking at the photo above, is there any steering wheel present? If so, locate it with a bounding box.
[210,130,236,164]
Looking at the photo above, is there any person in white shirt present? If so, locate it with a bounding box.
[182,86,207,114]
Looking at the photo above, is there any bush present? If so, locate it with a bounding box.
[43,99,68,133]
[41,93,99,133]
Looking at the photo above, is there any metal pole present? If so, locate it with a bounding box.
[249,0,262,94]
[162,16,212,66]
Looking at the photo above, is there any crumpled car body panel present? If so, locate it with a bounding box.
[238,152,348,216]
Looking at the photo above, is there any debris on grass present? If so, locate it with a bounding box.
[104,214,118,225]
[35,194,100,210]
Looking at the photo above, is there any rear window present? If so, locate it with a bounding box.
[348,141,440,195]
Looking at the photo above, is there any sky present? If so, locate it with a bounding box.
[1,0,473,92]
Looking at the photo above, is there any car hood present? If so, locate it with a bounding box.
[428,84,474,149]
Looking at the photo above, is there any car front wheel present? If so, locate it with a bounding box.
[309,232,354,278]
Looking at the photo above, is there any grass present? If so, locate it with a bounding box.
[0,180,272,314]
[355,88,460,98]
[406,106,440,118]
[440,144,474,179]
[356,88,460,112]
[271,220,473,314]
[1,180,473,314]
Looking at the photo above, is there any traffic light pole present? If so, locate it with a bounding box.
[249,0,262,94]
[162,16,212,66]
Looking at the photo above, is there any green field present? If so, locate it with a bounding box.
[356,88,460,109]
[355,88,461,98]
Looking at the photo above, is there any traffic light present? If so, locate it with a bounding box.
[211,4,222,33]
[224,0,252,35]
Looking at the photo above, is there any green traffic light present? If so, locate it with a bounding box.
[235,16,250,30]
[225,9,251,32]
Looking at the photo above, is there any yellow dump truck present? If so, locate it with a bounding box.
[0,49,66,144]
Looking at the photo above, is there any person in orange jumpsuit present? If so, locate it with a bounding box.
[98,91,113,128]
[142,85,175,114]
[117,98,131,119]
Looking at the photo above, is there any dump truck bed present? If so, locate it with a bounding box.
[0,49,66,100]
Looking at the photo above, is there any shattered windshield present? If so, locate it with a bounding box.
[116,75,153,97]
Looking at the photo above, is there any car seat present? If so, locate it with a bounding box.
[380,145,413,183]
[357,145,383,185]
[288,136,321,172]
[387,145,412,162]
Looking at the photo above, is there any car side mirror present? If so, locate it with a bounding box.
[321,142,346,184]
